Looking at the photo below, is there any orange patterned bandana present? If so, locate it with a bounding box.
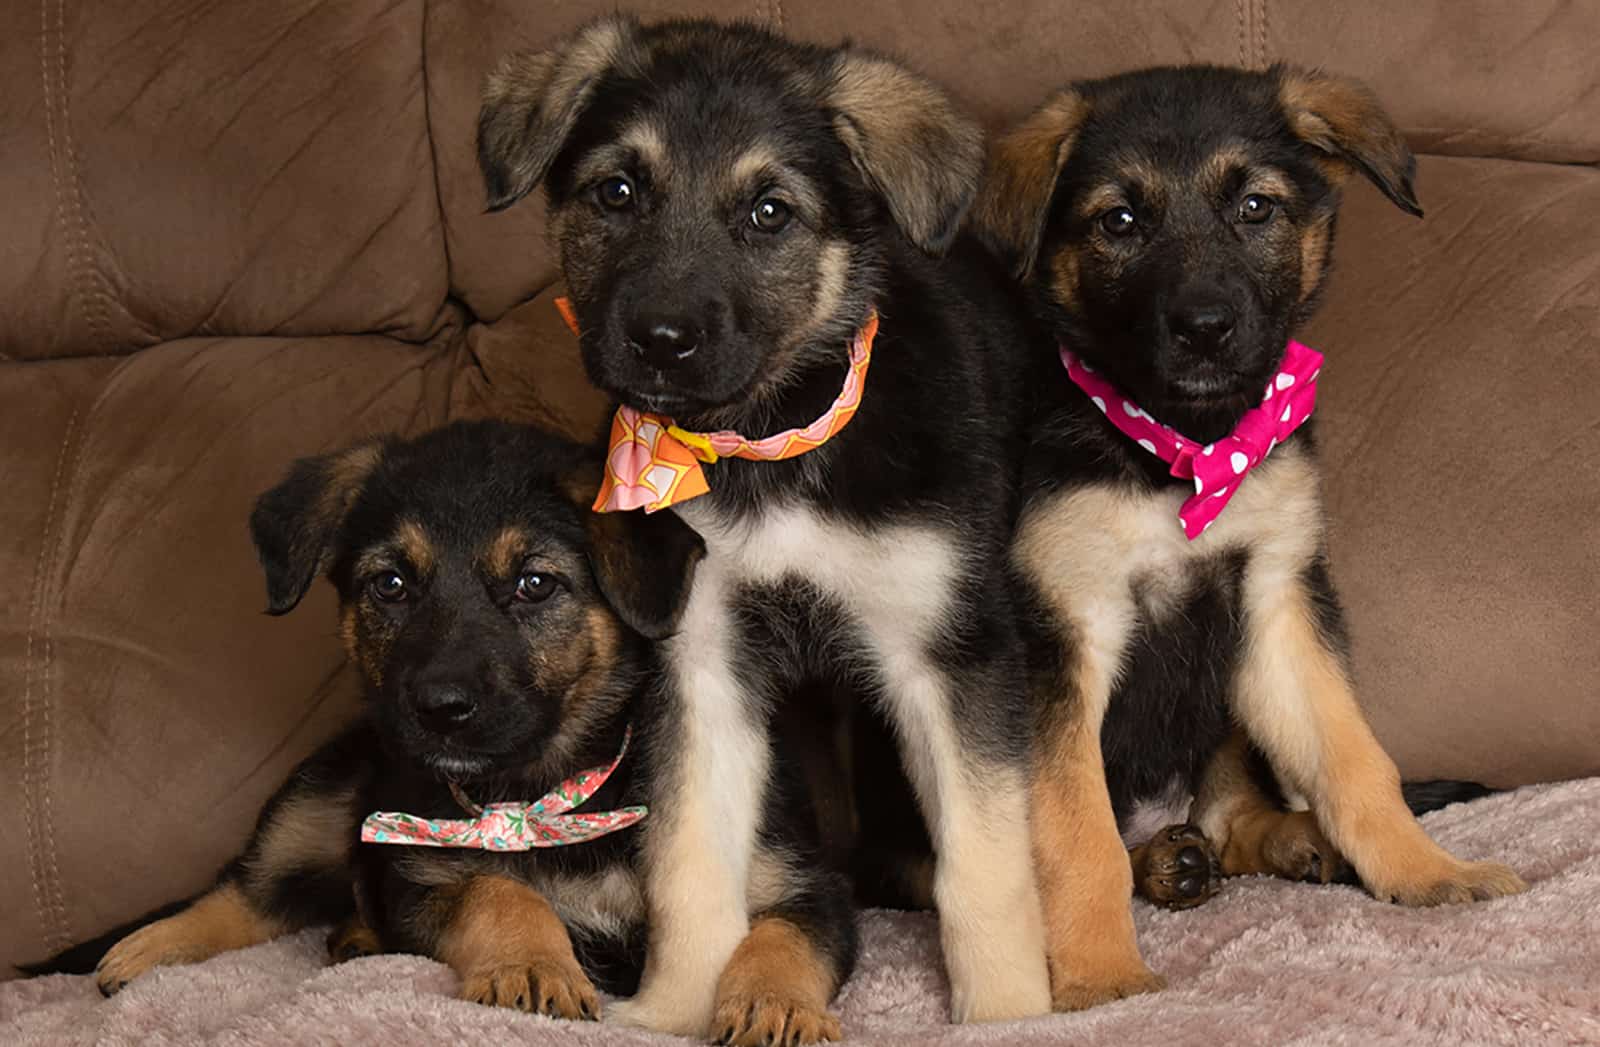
[555,297,878,514]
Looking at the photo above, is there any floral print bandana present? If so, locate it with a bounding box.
[359,727,646,851]
[554,297,879,514]
[1061,340,1323,540]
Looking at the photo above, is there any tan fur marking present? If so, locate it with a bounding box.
[339,606,359,661]
[482,525,528,579]
[1298,215,1332,302]
[1076,183,1129,221]
[620,119,670,178]
[243,789,358,897]
[96,885,282,994]
[976,90,1090,277]
[1048,244,1082,316]
[394,520,434,576]
[712,917,842,1047]
[439,875,600,1019]
[730,144,781,190]
[829,52,985,251]
[807,242,850,334]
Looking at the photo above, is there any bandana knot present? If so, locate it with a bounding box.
[555,297,877,514]
[360,727,645,851]
[1061,341,1323,540]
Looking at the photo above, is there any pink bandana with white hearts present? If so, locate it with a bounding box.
[1061,341,1323,540]
[360,729,646,851]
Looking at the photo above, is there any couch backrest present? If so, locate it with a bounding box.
[4,0,1595,351]
[0,0,451,361]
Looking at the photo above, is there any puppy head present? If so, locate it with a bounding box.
[477,17,983,423]
[249,420,703,781]
[977,64,1420,444]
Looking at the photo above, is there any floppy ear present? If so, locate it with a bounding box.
[972,89,1089,280]
[1277,65,1423,218]
[559,467,706,640]
[249,441,384,616]
[477,15,644,212]
[827,51,986,254]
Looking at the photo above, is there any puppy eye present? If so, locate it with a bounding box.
[750,197,792,232]
[1099,206,1137,237]
[1238,194,1275,224]
[514,572,557,604]
[598,175,635,210]
[371,572,407,603]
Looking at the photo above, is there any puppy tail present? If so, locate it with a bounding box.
[15,897,195,977]
[1401,779,1495,816]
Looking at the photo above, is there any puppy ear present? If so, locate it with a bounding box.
[972,89,1089,280]
[477,15,644,213]
[249,441,385,616]
[827,52,986,254]
[559,467,706,640]
[1277,65,1423,218]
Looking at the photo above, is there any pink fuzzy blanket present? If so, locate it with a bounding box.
[5,779,1598,1046]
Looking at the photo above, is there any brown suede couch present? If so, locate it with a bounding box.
[3,0,1596,976]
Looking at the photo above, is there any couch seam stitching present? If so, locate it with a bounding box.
[418,0,455,328]
[22,404,81,954]
[1255,0,1269,69]
[42,0,116,354]
[1235,0,1247,69]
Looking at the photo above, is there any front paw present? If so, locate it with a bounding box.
[1050,958,1165,1012]
[713,990,841,1047]
[1371,859,1527,907]
[460,959,600,1020]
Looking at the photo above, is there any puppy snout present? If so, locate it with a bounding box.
[413,683,477,735]
[626,311,703,369]
[1168,300,1236,353]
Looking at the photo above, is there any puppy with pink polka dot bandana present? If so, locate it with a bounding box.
[960,62,1527,1009]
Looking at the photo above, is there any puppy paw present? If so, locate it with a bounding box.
[1373,859,1527,907]
[460,959,600,1020]
[96,920,214,997]
[1050,960,1165,1012]
[326,918,382,964]
[1138,824,1221,909]
[713,990,841,1047]
[1262,811,1345,885]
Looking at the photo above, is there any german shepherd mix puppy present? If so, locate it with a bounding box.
[974,65,1527,1005]
[477,16,1051,1034]
[42,422,856,1044]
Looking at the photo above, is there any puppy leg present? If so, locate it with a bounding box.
[713,872,855,1047]
[97,726,371,995]
[611,566,768,1036]
[874,652,1051,1022]
[1191,729,1343,885]
[1035,706,1165,1010]
[326,913,383,964]
[432,875,599,1020]
[1234,573,1525,905]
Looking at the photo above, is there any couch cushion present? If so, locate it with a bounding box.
[0,0,450,360]
[0,335,474,968]
[1309,154,1600,786]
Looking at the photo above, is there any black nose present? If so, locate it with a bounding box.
[413,684,476,735]
[626,312,702,370]
[1169,301,1236,351]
